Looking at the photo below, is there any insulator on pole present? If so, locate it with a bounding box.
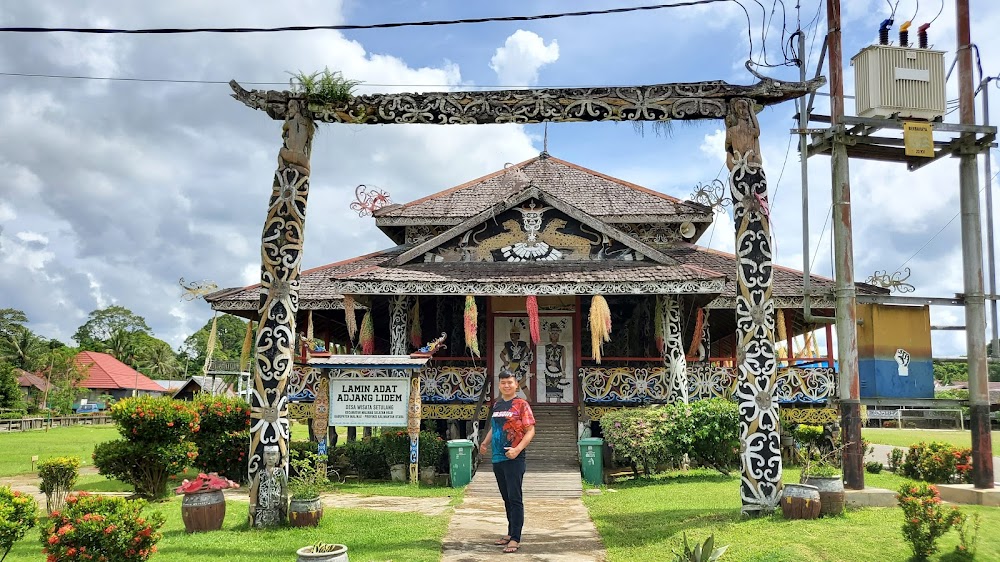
[918,23,930,48]
[899,30,909,47]
[879,18,894,45]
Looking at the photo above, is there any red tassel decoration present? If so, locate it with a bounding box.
[526,295,540,344]
[464,295,480,357]
[360,310,375,355]
[654,296,664,355]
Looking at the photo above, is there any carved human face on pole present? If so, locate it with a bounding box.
[263,446,279,469]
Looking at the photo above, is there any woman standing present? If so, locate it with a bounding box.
[479,368,536,554]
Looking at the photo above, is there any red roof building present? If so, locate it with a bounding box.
[74,351,167,395]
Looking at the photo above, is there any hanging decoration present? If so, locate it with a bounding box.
[464,295,480,357]
[360,310,375,355]
[350,184,392,217]
[589,295,612,364]
[775,308,788,362]
[525,295,540,344]
[687,308,705,358]
[410,298,422,350]
[202,313,218,374]
[239,320,254,373]
[654,296,665,355]
[344,295,357,342]
[305,309,315,357]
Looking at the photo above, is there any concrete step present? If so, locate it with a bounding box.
[466,466,584,499]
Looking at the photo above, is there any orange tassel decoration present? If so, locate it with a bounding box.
[344,295,357,342]
[526,295,540,344]
[464,295,480,357]
[410,298,422,350]
[589,295,612,364]
[687,308,705,358]
[360,310,374,355]
[654,296,664,355]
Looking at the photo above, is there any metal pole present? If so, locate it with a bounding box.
[827,0,864,490]
[957,0,995,489]
[981,78,999,358]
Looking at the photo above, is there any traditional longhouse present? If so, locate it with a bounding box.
[207,154,887,459]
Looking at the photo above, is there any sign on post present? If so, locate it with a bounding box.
[903,121,934,157]
[328,377,411,427]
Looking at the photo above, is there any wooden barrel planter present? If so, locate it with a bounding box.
[803,476,845,516]
[181,489,226,533]
[781,483,821,520]
[289,497,324,527]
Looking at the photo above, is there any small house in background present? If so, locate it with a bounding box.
[16,369,52,408]
[74,351,167,404]
[169,376,235,401]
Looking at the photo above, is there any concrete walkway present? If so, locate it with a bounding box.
[867,443,1000,483]
[441,496,606,562]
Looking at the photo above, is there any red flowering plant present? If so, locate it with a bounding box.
[39,492,165,562]
[897,483,964,560]
[191,395,251,483]
[174,472,239,495]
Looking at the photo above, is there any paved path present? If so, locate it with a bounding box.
[441,496,606,562]
[867,443,1000,483]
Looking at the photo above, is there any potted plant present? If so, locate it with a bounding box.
[296,541,349,562]
[418,430,446,485]
[288,453,327,527]
[380,431,410,482]
[175,472,239,533]
[799,447,845,516]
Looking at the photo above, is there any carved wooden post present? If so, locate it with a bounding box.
[724,97,781,515]
[249,99,314,527]
[661,295,689,403]
[408,374,422,484]
[389,295,409,356]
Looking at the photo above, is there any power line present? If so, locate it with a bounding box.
[0,1,732,34]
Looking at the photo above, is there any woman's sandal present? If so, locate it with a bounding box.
[503,542,520,554]
[494,536,512,545]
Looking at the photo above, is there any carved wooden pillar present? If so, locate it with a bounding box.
[407,374,422,484]
[724,97,781,515]
[661,295,689,403]
[249,99,314,527]
[389,295,409,356]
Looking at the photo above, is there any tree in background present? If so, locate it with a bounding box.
[0,308,48,371]
[179,315,249,378]
[137,333,182,379]
[73,306,151,352]
[0,363,26,411]
[44,347,89,415]
[933,360,1000,385]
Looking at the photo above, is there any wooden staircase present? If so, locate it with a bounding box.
[466,405,583,499]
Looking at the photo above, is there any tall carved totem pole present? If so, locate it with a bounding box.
[248,99,315,526]
[724,97,781,514]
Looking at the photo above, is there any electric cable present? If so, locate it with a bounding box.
[0,1,732,34]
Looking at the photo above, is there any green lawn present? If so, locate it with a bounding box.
[584,469,1000,562]
[3,497,449,562]
[863,428,1000,449]
[0,425,118,477]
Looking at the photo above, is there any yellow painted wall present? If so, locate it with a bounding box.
[857,304,931,360]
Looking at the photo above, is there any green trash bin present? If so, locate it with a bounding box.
[579,438,604,485]
[447,439,474,487]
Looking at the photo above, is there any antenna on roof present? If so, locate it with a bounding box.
[541,123,549,158]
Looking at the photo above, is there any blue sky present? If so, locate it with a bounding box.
[1,0,998,358]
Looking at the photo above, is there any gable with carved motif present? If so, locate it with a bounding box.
[423,199,644,263]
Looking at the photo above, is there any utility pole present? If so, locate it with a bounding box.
[957,0,995,489]
[826,0,864,490]
[981,75,999,359]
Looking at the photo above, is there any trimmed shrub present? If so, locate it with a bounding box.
[38,456,80,516]
[0,485,37,561]
[685,399,739,474]
[0,411,26,420]
[191,395,250,483]
[93,397,199,499]
[901,441,973,484]
[344,438,388,480]
[600,407,673,476]
[865,461,884,474]
[887,447,904,473]
[40,492,165,562]
[418,430,447,471]
[379,430,412,467]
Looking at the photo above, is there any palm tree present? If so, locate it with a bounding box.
[106,329,139,366]
[140,343,181,380]
[0,325,47,371]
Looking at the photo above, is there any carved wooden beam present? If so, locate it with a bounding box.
[229,76,824,124]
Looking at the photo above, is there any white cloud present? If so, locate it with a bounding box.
[15,231,48,244]
[489,30,559,87]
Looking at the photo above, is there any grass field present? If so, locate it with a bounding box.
[3,497,449,562]
[584,468,999,562]
[863,428,1000,449]
[0,425,118,477]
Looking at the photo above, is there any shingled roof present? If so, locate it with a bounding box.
[374,155,714,225]
[75,352,167,393]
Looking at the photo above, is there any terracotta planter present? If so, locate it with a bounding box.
[780,483,821,520]
[296,544,349,562]
[802,476,845,516]
[181,489,226,533]
[289,497,323,527]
